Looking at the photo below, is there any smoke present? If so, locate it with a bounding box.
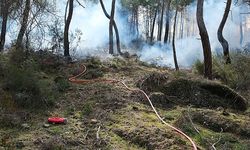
[70,0,248,67]
[139,0,249,68]
[3,0,249,67]
[68,0,132,56]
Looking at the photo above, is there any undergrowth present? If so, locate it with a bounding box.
[0,48,69,110]
[193,51,250,90]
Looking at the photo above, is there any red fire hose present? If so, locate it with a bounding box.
[69,64,198,150]
[48,117,67,124]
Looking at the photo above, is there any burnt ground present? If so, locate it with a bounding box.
[0,57,250,150]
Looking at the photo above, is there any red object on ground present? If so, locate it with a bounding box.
[48,117,67,124]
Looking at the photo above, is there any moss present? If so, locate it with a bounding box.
[1,55,249,150]
[47,126,64,135]
[187,109,250,137]
[199,81,248,110]
[81,102,94,116]
[139,77,248,111]
[107,132,146,150]
[106,104,190,149]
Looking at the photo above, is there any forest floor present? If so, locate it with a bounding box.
[0,54,250,150]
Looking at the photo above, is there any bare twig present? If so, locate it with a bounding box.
[240,12,250,14]
[76,0,85,8]
[212,128,223,150]
[84,130,89,140]
[96,126,101,140]
[187,106,200,134]
[64,0,69,23]
[187,106,216,150]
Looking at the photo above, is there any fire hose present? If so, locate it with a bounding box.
[69,64,198,150]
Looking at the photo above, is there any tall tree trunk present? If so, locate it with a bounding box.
[217,0,232,64]
[0,0,9,51]
[145,7,150,41]
[197,0,212,79]
[164,0,171,43]
[99,0,122,55]
[150,9,157,44]
[180,11,184,39]
[172,8,179,71]
[16,0,31,47]
[109,0,116,55]
[64,0,74,57]
[239,13,243,47]
[135,8,139,38]
[157,0,165,41]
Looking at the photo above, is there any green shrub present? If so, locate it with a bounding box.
[0,53,7,79]
[38,79,58,107]
[172,71,188,79]
[2,57,56,109]
[193,59,204,75]
[0,90,16,111]
[86,56,103,68]
[230,53,250,89]
[193,52,250,90]
[54,77,70,92]
[3,63,44,109]
[9,47,27,66]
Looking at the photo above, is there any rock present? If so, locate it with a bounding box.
[90,119,98,124]
[43,123,50,128]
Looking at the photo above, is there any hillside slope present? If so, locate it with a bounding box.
[0,55,249,150]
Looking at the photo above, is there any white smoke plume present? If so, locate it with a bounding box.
[67,0,249,67]
[67,0,132,57]
[140,1,250,68]
[3,0,250,67]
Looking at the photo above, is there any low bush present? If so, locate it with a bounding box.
[3,60,45,109]
[1,53,58,109]
[193,51,250,90]
[193,59,204,75]
[54,76,70,92]
[8,46,28,66]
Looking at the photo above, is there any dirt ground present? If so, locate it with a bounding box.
[0,57,249,150]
